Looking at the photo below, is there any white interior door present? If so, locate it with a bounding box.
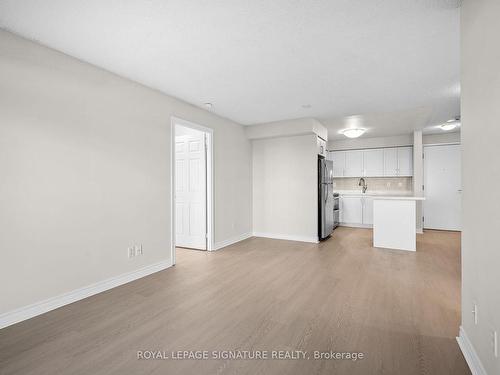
[175,132,207,249]
[423,144,461,231]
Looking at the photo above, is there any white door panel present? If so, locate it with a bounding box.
[175,133,207,249]
[424,144,461,231]
[175,201,184,235]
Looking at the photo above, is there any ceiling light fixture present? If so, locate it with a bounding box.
[341,128,366,138]
[440,117,460,131]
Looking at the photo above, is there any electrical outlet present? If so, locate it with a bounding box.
[493,331,498,358]
[135,244,143,256]
[472,303,478,325]
[128,247,135,259]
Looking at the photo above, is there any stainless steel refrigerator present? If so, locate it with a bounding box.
[318,158,334,240]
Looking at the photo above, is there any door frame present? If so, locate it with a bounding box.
[170,117,214,265]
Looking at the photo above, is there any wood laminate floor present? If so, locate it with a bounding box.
[0,227,469,375]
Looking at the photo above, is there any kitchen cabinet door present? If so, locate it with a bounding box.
[383,148,398,176]
[317,137,327,157]
[362,197,374,225]
[363,149,384,177]
[398,147,413,176]
[331,151,346,177]
[341,197,363,224]
[344,150,363,177]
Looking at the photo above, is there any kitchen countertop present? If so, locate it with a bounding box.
[334,190,414,197]
[372,196,425,201]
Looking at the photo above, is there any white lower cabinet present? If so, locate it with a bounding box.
[340,197,363,224]
[340,196,373,227]
[362,197,374,225]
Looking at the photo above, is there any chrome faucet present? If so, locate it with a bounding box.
[358,178,368,193]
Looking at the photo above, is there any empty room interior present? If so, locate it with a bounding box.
[1,1,499,374]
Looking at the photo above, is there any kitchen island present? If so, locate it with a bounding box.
[372,196,425,251]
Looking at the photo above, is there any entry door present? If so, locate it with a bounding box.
[175,133,207,249]
[423,144,461,231]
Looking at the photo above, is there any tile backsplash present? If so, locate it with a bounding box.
[333,177,413,192]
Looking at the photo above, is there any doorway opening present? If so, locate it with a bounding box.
[171,117,213,265]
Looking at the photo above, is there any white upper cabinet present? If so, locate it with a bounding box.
[363,149,384,177]
[344,150,363,177]
[331,146,413,177]
[383,148,399,176]
[397,147,413,176]
[317,137,327,157]
[383,147,413,176]
[331,151,346,177]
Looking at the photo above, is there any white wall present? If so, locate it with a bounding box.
[252,134,318,242]
[329,132,460,151]
[461,1,500,374]
[423,132,460,145]
[328,134,413,150]
[413,131,424,232]
[246,117,327,141]
[0,30,252,316]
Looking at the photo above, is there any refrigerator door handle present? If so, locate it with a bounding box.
[324,163,329,204]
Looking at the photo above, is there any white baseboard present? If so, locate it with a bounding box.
[0,259,172,330]
[213,232,253,250]
[456,326,488,375]
[253,232,319,243]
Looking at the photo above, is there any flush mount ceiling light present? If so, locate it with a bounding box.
[341,128,366,138]
[440,117,460,131]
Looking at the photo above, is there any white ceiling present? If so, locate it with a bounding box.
[0,0,460,137]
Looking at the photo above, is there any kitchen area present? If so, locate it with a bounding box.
[319,132,460,251]
[329,146,414,228]
[250,118,460,249]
